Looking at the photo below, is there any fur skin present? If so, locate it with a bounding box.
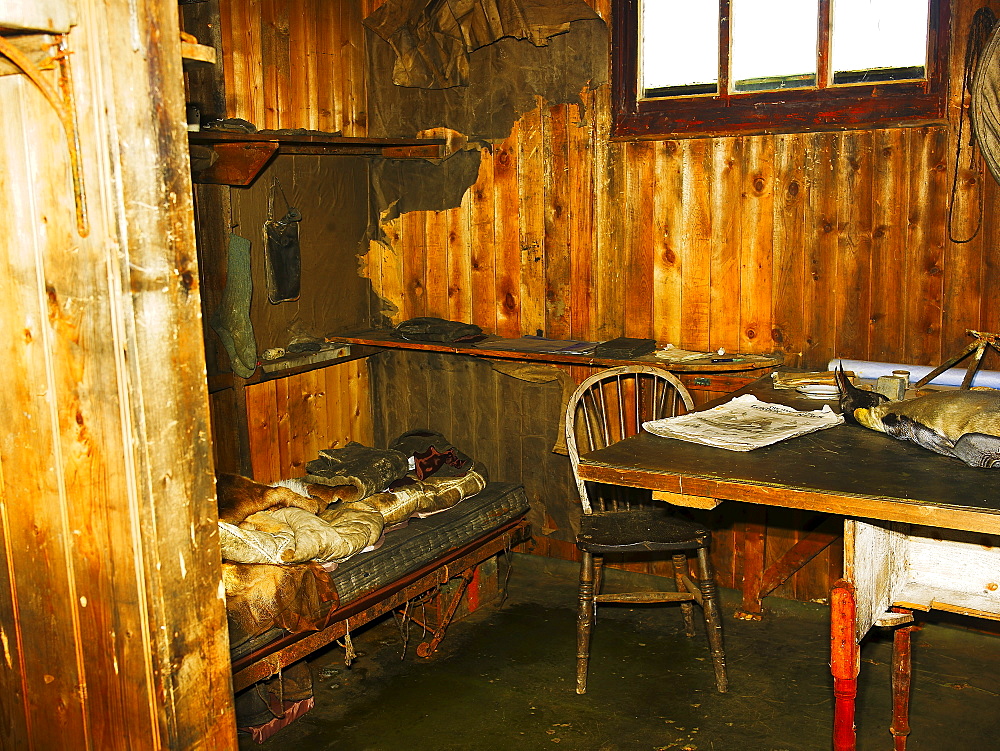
[216,473,354,524]
[853,389,1000,438]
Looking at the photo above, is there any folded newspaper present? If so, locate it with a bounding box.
[642,394,844,451]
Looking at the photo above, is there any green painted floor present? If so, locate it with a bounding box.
[243,553,1000,751]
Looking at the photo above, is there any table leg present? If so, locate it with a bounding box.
[890,608,915,751]
[735,506,767,620]
[831,579,859,751]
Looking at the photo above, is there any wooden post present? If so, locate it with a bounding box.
[831,579,859,751]
[890,609,916,751]
[0,0,236,747]
[736,505,767,619]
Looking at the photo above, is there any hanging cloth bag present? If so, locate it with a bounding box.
[263,176,303,303]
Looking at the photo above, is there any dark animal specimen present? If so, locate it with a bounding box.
[835,365,1000,468]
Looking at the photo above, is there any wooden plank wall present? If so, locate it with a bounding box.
[245,362,373,483]
[365,0,1000,372]
[217,0,368,136]
[213,0,1000,603]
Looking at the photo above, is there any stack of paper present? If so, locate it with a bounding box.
[642,394,843,451]
[654,345,717,363]
[771,370,854,389]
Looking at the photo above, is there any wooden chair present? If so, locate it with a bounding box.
[831,519,1000,750]
[565,365,728,695]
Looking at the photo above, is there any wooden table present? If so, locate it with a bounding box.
[577,377,1000,749]
[575,378,1000,616]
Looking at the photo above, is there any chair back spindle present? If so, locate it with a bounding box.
[566,366,694,514]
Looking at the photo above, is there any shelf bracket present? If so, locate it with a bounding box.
[190,141,279,185]
[0,33,88,236]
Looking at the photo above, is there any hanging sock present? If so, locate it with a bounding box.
[211,233,258,378]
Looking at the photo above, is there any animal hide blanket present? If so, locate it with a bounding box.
[223,561,339,645]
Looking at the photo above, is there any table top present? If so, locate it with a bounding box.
[577,377,1000,534]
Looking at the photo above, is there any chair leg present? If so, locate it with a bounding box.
[576,550,597,694]
[695,547,728,693]
[593,553,605,599]
[672,552,696,637]
[890,612,915,751]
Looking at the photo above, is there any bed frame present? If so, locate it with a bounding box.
[230,485,531,692]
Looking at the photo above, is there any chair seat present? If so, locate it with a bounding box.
[577,509,710,553]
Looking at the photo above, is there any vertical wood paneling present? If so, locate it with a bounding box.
[245,360,373,481]
[219,0,367,134]
[2,0,236,743]
[543,103,573,340]
[652,140,683,344]
[0,76,88,747]
[568,97,595,340]
[218,0,1000,369]
[625,141,655,339]
[803,132,839,366]
[471,148,498,333]
[494,125,522,337]
[519,101,547,336]
[904,127,948,367]
[771,135,806,365]
[402,211,427,320]
[679,139,713,351]
[836,131,874,360]
[423,209,448,318]
[739,136,775,354]
[870,128,908,362]
[709,137,743,351]
[599,140,628,339]
[447,199,473,323]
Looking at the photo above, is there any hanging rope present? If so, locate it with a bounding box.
[948,7,997,244]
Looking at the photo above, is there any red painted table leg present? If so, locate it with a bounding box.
[831,579,859,751]
[890,608,915,751]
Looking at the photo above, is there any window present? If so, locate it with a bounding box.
[612,0,950,138]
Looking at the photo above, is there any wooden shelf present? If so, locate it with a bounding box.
[188,131,445,185]
[180,41,216,66]
[205,331,781,394]
[207,344,379,393]
[326,330,782,393]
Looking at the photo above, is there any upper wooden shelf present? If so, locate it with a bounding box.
[188,131,445,185]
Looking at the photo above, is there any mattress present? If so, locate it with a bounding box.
[230,482,529,660]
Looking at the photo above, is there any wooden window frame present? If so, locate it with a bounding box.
[611,0,952,139]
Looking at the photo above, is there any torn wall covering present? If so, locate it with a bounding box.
[363,0,607,228]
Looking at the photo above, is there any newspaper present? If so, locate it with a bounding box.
[642,394,844,451]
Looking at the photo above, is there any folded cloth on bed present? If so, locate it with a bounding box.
[304,442,409,500]
[220,502,385,564]
[390,429,472,477]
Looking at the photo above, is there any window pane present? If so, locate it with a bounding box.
[832,0,928,83]
[641,0,719,97]
[731,0,818,92]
